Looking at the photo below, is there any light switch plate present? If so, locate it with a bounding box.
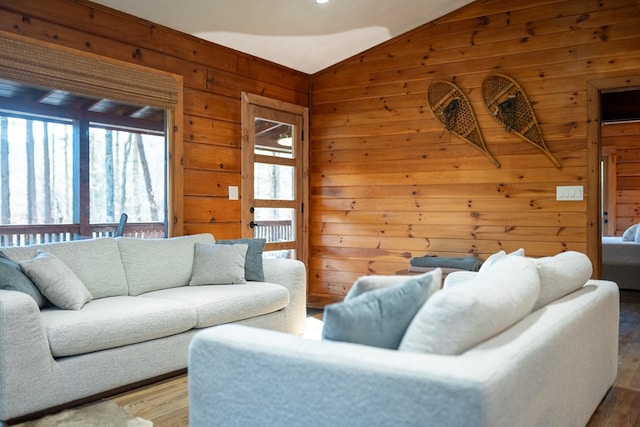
[556,185,583,201]
[228,186,239,200]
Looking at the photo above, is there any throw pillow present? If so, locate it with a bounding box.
[622,223,639,241]
[532,251,593,310]
[189,243,249,286]
[478,248,525,273]
[0,250,50,308]
[399,256,540,355]
[18,251,92,310]
[442,270,478,288]
[321,269,442,349]
[217,238,266,281]
[345,274,418,300]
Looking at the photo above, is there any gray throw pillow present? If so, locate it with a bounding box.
[321,269,442,349]
[18,251,92,310]
[189,243,249,285]
[0,250,50,308]
[217,238,266,281]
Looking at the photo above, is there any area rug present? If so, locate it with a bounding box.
[14,400,153,427]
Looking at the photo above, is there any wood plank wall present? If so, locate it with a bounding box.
[0,0,309,240]
[309,0,640,304]
[603,122,640,234]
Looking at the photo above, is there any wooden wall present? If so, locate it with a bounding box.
[0,0,309,240]
[603,121,640,234]
[309,0,640,304]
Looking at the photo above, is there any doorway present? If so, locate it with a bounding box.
[587,76,640,278]
[240,92,309,263]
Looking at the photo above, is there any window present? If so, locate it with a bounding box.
[0,81,167,245]
[0,32,182,244]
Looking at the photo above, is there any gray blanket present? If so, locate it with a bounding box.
[409,255,483,271]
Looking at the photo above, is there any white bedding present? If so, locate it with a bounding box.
[602,236,640,290]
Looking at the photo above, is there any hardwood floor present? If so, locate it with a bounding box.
[26,296,640,426]
[587,291,640,426]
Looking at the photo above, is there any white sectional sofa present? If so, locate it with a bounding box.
[189,252,619,427]
[0,233,306,422]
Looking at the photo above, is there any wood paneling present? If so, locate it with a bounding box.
[309,0,640,302]
[0,0,309,239]
[603,122,640,234]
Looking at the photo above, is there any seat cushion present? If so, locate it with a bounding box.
[139,282,289,328]
[41,296,197,357]
[117,233,215,295]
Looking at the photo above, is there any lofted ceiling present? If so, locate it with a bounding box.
[90,0,475,74]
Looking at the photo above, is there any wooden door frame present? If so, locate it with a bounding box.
[240,92,310,265]
[587,74,640,278]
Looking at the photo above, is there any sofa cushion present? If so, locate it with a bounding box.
[217,238,266,281]
[19,251,93,310]
[0,250,50,308]
[622,223,638,241]
[190,243,248,285]
[399,256,540,355]
[139,282,289,328]
[40,296,197,357]
[533,251,592,310]
[117,233,216,296]
[478,248,524,273]
[1,238,129,299]
[322,270,442,349]
[345,274,419,300]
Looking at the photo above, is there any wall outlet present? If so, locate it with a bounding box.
[228,186,239,200]
[556,185,583,201]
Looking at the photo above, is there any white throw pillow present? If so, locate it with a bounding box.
[189,243,248,285]
[18,251,92,310]
[622,223,639,241]
[478,248,524,273]
[532,251,592,310]
[399,256,540,355]
[345,274,420,300]
[442,270,478,288]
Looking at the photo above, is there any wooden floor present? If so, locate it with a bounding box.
[34,295,640,426]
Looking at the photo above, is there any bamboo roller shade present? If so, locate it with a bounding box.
[0,31,178,109]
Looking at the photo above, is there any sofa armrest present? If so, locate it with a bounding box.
[0,290,63,420]
[262,258,307,335]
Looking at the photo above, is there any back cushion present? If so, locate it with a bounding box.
[399,256,540,355]
[1,238,128,299]
[533,251,592,310]
[118,233,215,295]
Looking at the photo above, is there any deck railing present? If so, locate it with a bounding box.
[0,223,165,247]
[0,220,291,247]
[252,220,293,242]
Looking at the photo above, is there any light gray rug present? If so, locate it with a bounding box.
[15,400,153,427]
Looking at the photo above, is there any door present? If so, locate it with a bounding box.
[241,93,309,262]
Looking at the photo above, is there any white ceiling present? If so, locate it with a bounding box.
[91,0,474,74]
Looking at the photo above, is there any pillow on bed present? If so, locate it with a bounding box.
[622,223,639,241]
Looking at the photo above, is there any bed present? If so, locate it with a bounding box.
[602,236,640,290]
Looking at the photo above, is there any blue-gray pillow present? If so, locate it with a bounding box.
[0,250,51,308]
[321,270,442,349]
[216,238,266,281]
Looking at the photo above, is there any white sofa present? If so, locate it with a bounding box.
[188,253,619,427]
[0,233,306,422]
